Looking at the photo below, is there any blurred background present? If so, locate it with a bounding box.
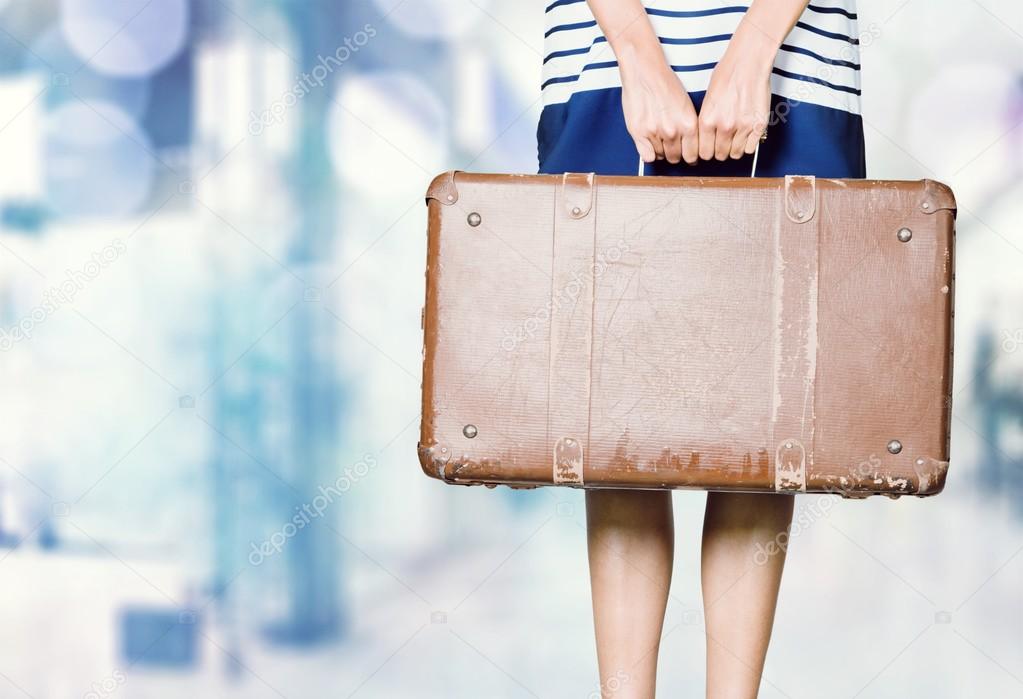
[0,0,1020,697]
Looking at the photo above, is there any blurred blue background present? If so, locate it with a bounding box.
[0,0,1020,697]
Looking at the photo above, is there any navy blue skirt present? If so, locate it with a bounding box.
[537,89,866,179]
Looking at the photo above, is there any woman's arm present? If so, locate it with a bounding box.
[587,0,700,164]
[698,0,810,161]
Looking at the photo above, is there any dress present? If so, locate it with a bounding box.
[537,0,865,178]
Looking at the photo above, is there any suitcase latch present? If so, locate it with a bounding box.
[775,439,807,492]
[553,436,584,484]
[561,173,594,219]
[784,175,816,224]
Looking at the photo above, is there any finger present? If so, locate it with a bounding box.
[743,128,760,155]
[662,129,683,164]
[698,119,716,161]
[681,123,699,165]
[730,125,751,159]
[634,136,657,163]
[650,135,666,162]
[714,124,735,161]
[745,112,768,155]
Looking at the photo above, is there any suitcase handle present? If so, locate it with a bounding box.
[637,142,761,177]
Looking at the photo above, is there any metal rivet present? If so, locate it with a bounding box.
[462,424,478,439]
[916,458,926,466]
[467,212,481,227]
[795,211,805,220]
[922,201,931,210]
[785,441,793,449]
[897,227,913,242]
[571,206,582,216]
[887,439,903,455]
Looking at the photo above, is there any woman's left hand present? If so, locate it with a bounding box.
[698,20,776,161]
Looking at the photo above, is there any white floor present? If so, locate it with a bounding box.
[2,455,1020,699]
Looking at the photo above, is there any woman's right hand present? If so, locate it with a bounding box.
[618,44,700,165]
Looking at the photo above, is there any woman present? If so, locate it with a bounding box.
[538,1,864,696]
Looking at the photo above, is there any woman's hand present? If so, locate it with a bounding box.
[586,0,700,164]
[587,0,807,164]
[698,0,814,161]
[698,20,776,161]
[619,43,700,165]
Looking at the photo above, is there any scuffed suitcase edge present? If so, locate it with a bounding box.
[919,179,957,215]
[419,179,446,484]
[417,442,448,481]
[417,444,540,489]
[809,457,949,499]
[425,172,958,214]
[416,447,949,498]
[426,170,460,205]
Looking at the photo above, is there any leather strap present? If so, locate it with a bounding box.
[784,175,816,223]
[548,173,597,484]
[771,177,819,492]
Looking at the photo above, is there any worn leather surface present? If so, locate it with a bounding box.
[419,172,956,498]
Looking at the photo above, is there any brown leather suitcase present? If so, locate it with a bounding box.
[418,171,955,498]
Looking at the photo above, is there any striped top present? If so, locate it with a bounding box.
[543,0,862,116]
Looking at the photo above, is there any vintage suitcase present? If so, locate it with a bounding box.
[418,171,955,498]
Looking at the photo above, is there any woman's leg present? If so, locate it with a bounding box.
[701,492,794,699]
[587,489,674,699]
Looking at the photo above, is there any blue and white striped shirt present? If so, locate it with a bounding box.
[538,0,866,177]
[542,0,862,114]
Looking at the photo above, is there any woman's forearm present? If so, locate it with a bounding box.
[586,0,701,164]
[589,0,810,73]
[586,0,665,71]
[583,0,812,164]
[734,0,811,71]
[697,0,810,160]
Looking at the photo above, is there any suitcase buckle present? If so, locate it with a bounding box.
[784,175,816,224]
[560,173,594,219]
[553,436,584,484]
[775,439,807,492]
